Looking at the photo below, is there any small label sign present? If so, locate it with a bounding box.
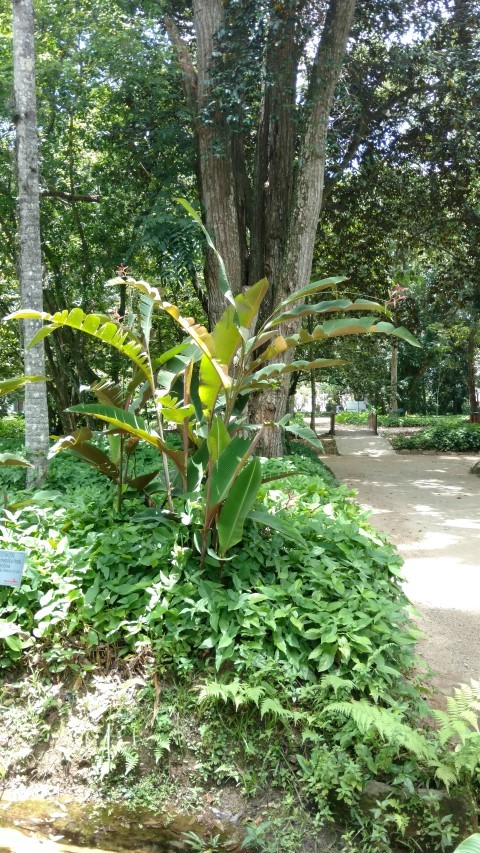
[0,550,26,587]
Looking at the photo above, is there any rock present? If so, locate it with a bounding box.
[470,461,480,477]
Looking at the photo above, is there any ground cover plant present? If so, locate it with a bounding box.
[1,440,479,851]
[335,412,469,429]
[391,423,480,453]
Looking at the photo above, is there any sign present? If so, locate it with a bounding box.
[0,550,26,587]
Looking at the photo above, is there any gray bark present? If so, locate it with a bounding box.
[12,0,49,482]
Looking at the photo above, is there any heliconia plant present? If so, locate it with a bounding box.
[6,211,420,561]
[0,376,45,468]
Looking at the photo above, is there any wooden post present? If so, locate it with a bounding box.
[329,412,335,435]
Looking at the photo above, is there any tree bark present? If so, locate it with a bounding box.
[467,323,478,412]
[390,339,398,411]
[12,0,49,483]
[254,0,356,456]
[193,0,245,322]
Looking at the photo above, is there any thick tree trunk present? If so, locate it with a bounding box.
[467,323,478,412]
[12,0,49,483]
[390,339,398,411]
[253,0,356,455]
[193,0,244,322]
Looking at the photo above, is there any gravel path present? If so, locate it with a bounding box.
[324,428,480,700]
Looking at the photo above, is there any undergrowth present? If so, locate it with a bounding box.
[335,412,469,429]
[1,430,479,851]
[391,424,480,452]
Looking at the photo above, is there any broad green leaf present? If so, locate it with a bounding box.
[454,836,480,853]
[186,441,209,493]
[7,309,152,380]
[0,453,33,468]
[199,278,269,414]
[175,198,235,306]
[108,277,231,391]
[218,457,262,554]
[0,375,45,397]
[244,359,344,387]
[284,422,323,450]
[248,510,307,547]
[68,404,184,473]
[139,293,154,346]
[373,321,421,347]
[90,379,126,408]
[270,297,388,326]
[209,436,253,507]
[0,620,29,640]
[269,276,348,317]
[48,428,119,481]
[207,415,231,465]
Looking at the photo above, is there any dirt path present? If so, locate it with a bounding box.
[326,442,480,699]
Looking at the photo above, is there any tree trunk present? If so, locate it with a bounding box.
[467,323,478,412]
[310,371,317,433]
[193,0,244,322]
[253,0,356,455]
[12,0,49,484]
[390,339,398,411]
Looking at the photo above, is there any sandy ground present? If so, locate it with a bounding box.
[325,433,480,700]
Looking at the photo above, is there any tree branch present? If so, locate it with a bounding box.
[163,16,198,112]
[41,188,100,203]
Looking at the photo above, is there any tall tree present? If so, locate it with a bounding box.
[165,0,356,453]
[12,0,49,481]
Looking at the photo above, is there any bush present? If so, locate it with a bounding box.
[335,412,469,429]
[392,423,480,452]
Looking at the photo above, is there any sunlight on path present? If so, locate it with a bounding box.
[326,447,480,696]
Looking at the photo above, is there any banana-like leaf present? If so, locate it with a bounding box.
[7,309,153,380]
[199,278,269,414]
[284,317,421,348]
[127,469,161,491]
[0,375,45,397]
[48,428,119,481]
[268,276,347,318]
[175,198,235,307]
[207,415,231,465]
[68,404,185,473]
[209,436,253,507]
[139,293,154,347]
[269,297,388,327]
[90,379,126,408]
[107,277,231,391]
[248,510,307,547]
[454,836,480,853]
[187,441,209,493]
[243,359,345,388]
[218,457,262,554]
[0,453,33,468]
[284,422,323,451]
[156,393,195,424]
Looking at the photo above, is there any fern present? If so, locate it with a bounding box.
[324,700,434,761]
[321,674,354,695]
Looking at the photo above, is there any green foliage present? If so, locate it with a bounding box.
[455,836,480,853]
[336,412,468,428]
[8,249,419,561]
[392,424,480,452]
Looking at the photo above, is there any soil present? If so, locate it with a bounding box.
[327,447,480,702]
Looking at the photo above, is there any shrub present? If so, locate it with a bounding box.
[392,424,480,452]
